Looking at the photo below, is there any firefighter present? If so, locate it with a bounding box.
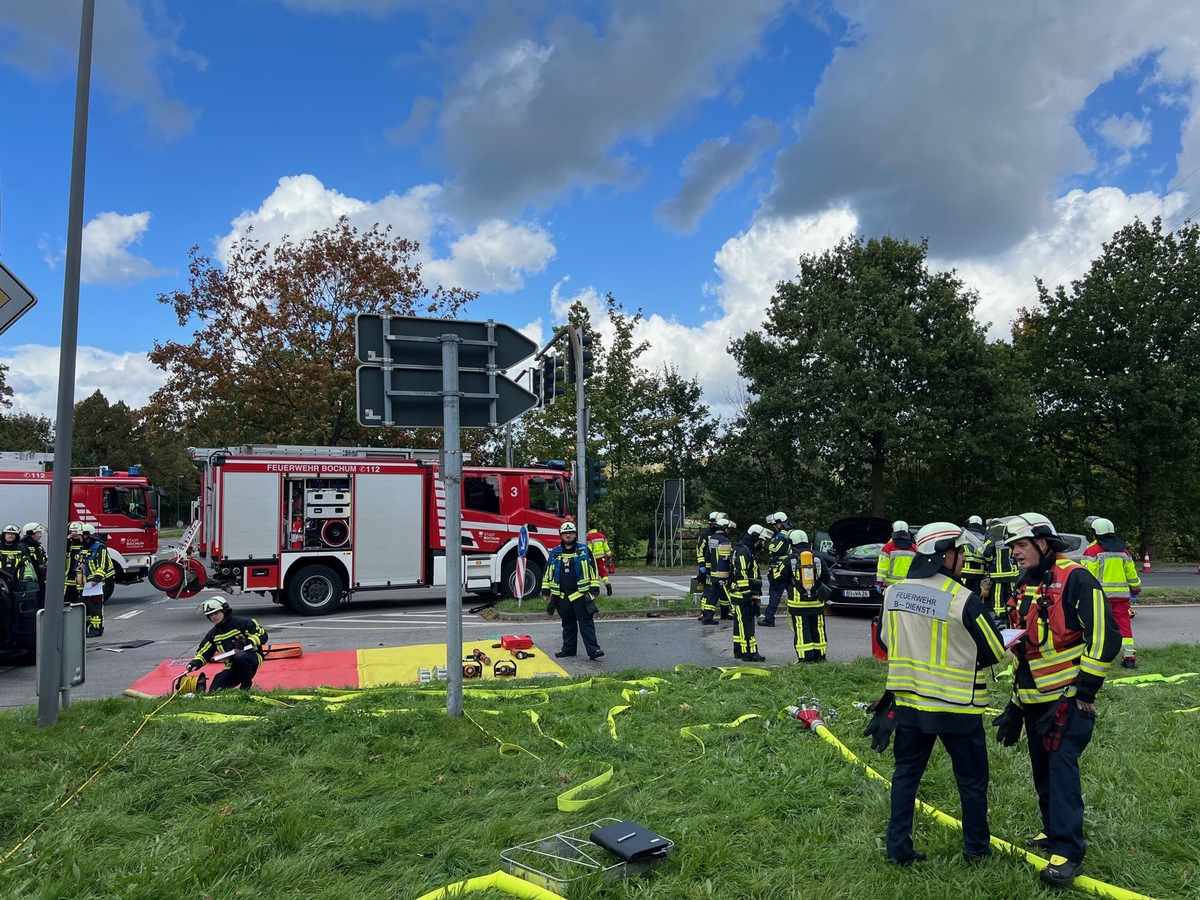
[699,516,733,625]
[542,521,604,660]
[19,522,48,597]
[0,523,27,572]
[982,524,1019,616]
[83,524,117,602]
[758,512,791,627]
[64,521,89,609]
[729,523,767,662]
[78,524,113,636]
[875,521,916,595]
[997,513,1120,888]
[785,529,826,662]
[586,524,616,596]
[185,595,268,691]
[872,523,1007,867]
[1081,517,1141,668]
[958,515,988,594]
[695,511,722,602]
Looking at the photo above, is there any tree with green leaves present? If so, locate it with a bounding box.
[730,235,1010,519]
[1016,216,1200,557]
[147,217,474,447]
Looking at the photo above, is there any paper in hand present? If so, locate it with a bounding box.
[1000,628,1027,649]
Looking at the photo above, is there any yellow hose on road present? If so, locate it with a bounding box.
[805,719,1157,900]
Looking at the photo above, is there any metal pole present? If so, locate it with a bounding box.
[571,327,587,538]
[39,0,95,727]
[441,335,464,717]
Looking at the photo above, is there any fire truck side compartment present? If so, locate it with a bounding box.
[351,472,424,585]
[221,472,283,559]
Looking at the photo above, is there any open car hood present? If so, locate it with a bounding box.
[827,516,893,556]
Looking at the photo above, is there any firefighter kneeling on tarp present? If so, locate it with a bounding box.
[185,595,268,691]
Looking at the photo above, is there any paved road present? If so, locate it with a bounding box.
[2,569,1197,711]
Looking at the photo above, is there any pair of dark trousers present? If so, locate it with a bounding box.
[788,609,826,660]
[887,720,990,861]
[1022,700,1095,863]
[556,595,600,657]
[762,573,788,621]
[210,651,260,691]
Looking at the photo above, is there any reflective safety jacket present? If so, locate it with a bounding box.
[542,544,600,601]
[695,525,715,569]
[767,529,792,581]
[1081,536,1141,601]
[708,531,733,580]
[86,539,115,584]
[876,536,916,591]
[64,542,89,589]
[728,536,760,602]
[0,540,36,585]
[587,529,615,580]
[881,573,1006,714]
[1007,559,1119,705]
[785,545,823,611]
[983,537,1019,581]
[191,614,268,670]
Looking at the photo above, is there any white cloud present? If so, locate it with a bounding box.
[1098,113,1153,152]
[217,174,554,294]
[80,212,168,286]
[0,344,166,420]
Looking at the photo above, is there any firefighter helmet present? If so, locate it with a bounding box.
[746,523,767,540]
[2,524,19,535]
[716,517,735,529]
[709,510,723,522]
[967,515,983,527]
[1091,517,1115,536]
[770,511,788,524]
[1083,515,1099,529]
[1003,513,1068,551]
[81,524,96,535]
[559,521,578,535]
[892,520,909,533]
[22,522,44,536]
[789,529,809,545]
[200,596,233,617]
[68,521,84,534]
[915,522,983,555]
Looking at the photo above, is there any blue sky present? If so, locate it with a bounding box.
[2,1,1199,421]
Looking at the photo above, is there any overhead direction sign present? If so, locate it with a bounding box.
[355,314,536,370]
[0,261,38,338]
[356,357,539,428]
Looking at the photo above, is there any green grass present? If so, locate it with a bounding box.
[2,650,1199,899]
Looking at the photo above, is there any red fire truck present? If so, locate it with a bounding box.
[183,445,571,615]
[0,454,159,584]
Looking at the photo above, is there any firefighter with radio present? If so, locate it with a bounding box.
[729,523,767,662]
[699,515,732,625]
[185,595,268,691]
[876,521,916,595]
[542,521,605,661]
[982,525,1020,616]
[958,515,988,594]
[758,512,791,627]
[1081,517,1141,669]
[586,524,616,596]
[695,511,722,604]
[873,523,1007,868]
[19,522,48,596]
[785,529,826,663]
[997,513,1120,888]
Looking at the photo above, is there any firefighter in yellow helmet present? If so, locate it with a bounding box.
[872,522,1007,868]
[997,513,1120,888]
[784,529,826,662]
[186,595,268,690]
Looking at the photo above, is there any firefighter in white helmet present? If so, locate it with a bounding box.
[997,513,1119,888]
[871,522,1006,868]
[695,511,723,600]
[18,523,48,596]
[1081,517,1141,668]
[876,520,916,595]
[728,523,768,662]
[759,512,792,627]
[699,515,732,625]
[186,595,268,691]
[542,521,604,661]
[784,529,826,662]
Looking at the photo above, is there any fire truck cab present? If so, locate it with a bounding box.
[189,445,571,615]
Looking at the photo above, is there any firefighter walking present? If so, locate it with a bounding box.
[586,524,616,596]
[758,512,791,627]
[785,529,826,663]
[729,523,767,662]
[873,523,1007,867]
[542,521,604,660]
[185,595,268,691]
[1081,517,1141,668]
[998,513,1120,888]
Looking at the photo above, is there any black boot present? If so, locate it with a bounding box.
[719,607,731,620]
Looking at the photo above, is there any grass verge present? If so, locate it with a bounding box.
[2,649,1198,898]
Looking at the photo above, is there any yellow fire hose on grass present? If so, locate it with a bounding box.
[787,702,1157,900]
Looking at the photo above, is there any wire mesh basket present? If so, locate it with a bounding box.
[501,818,673,890]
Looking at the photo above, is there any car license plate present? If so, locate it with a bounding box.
[844,590,870,598]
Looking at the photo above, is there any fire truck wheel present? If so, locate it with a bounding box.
[501,556,544,600]
[287,564,345,616]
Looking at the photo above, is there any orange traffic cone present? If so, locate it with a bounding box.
[1142,551,1151,573]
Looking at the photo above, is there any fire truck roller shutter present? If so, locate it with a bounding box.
[320,519,350,548]
[500,552,544,600]
[287,563,346,616]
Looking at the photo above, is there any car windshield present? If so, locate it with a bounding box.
[843,542,883,560]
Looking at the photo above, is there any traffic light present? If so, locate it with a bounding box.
[586,457,609,503]
[568,332,595,383]
[540,353,567,405]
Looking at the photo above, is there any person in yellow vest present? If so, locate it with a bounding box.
[871,522,1006,867]
[875,520,916,596]
[586,525,616,596]
[1081,517,1141,668]
[784,529,826,662]
[996,513,1119,888]
[982,526,1020,616]
[958,515,988,593]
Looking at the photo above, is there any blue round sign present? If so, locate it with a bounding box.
[517,525,529,557]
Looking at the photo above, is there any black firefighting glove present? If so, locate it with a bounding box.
[586,595,600,617]
[605,582,613,596]
[750,578,763,595]
[1036,699,1071,752]
[862,690,897,753]
[544,595,556,617]
[185,660,201,672]
[992,700,1024,747]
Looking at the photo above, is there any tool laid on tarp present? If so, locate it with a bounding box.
[494,659,518,677]
[494,634,534,651]
[262,643,303,660]
[172,671,207,695]
[463,658,483,679]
